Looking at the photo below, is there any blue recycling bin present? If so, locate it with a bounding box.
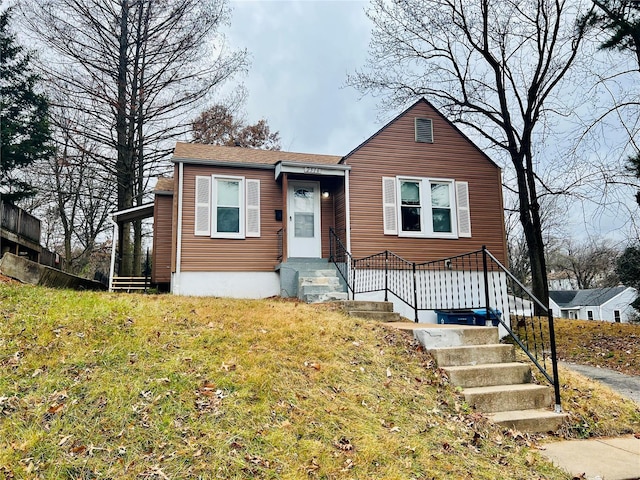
[472,308,502,326]
[435,309,477,325]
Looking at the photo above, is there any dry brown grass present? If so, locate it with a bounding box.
[0,283,573,479]
[553,318,640,375]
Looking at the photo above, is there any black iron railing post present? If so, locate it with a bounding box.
[384,250,389,302]
[412,262,418,322]
[351,258,356,301]
[482,245,490,325]
[548,308,562,412]
[329,227,334,262]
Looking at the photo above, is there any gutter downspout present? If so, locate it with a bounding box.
[174,161,184,294]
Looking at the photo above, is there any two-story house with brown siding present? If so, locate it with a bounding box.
[132,98,508,319]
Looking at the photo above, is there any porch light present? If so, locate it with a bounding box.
[322,191,330,198]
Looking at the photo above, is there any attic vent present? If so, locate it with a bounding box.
[415,118,433,143]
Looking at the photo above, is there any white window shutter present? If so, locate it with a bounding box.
[456,181,471,237]
[194,176,211,236]
[245,179,260,237]
[382,177,398,235]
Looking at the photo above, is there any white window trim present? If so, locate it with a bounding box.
[396,176,458,239]
[212,175,245,239]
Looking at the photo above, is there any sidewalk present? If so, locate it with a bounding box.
[539,435,640,480]
[539,363,640,479]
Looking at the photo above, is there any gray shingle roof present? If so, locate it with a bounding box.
[549,287,628,307]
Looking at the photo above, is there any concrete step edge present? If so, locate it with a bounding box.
[443,362,530,372]
[347,311,402,321]
[488,409,568,433]
[463,384,550,395]
[339,300,394,312]
[443,362,533,388]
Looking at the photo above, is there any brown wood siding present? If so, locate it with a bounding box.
[334,184,346,244]
[345,101,508,264]
[152,193,173,283]
[179,164,284,272]
[320,185,335,258]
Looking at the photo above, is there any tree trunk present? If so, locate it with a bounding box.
[515,154,550,313]
[116,0,133,276]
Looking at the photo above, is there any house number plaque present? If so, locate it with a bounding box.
[303,167,320,174]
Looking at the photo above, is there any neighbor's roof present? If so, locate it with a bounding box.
[172,142,343,166]
[154,177,174,193]
[550,287,629,307]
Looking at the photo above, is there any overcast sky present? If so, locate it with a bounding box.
[225,0,385,156]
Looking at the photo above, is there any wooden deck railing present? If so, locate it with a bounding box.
[1,202,41,244]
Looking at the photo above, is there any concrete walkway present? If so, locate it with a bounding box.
[540,436,640,480]
[560,361,640,405]
[539,362,640,479]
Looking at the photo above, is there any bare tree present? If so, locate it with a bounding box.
[348,0,593,308]
[21,0,247,274]
[27,97,114,273]
[548,237,620,289]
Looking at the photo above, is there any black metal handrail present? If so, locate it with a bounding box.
[483,249,562,412]
[328,227,354,297]
[328,228,561,412]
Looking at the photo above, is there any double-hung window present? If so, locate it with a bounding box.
[383,176,470,238]
[400,180,422,232]
[214,177,243,237]
[194,175,260,239]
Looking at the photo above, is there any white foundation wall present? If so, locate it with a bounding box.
[171,271,280,298]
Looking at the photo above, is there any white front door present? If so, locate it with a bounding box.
[288,181,321,258]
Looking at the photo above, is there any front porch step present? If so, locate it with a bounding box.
[443,362,532,388]
[414,326,499,349]
[429,344,515,367]
[304,291,349,303]
[299,276,342,287]
[278,258,347,302]
[340,300,394,312]
[462,384,553,413]
[488,409,568,434]
[338,300,403,322]
[346,310,402,322]
[297,269,339,278]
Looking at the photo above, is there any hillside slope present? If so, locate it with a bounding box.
[0,283,595,478]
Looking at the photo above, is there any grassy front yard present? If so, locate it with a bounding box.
[0,280,638,478]
[554,318,640,375]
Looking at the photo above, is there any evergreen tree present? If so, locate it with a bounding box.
[590,1,640,210]
[616,245,640,310]
[0,4,52,203]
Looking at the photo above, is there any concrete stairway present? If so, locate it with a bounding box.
[413,325,566,433]
[339,300,403,322]
[278,258,348,303]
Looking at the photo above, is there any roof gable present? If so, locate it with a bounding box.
[172,143,342,167]
[550,287,629,307]
[342,97,500,169]
[549,290,578,307]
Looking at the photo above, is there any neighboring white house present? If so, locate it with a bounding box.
[549,287,638,323]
